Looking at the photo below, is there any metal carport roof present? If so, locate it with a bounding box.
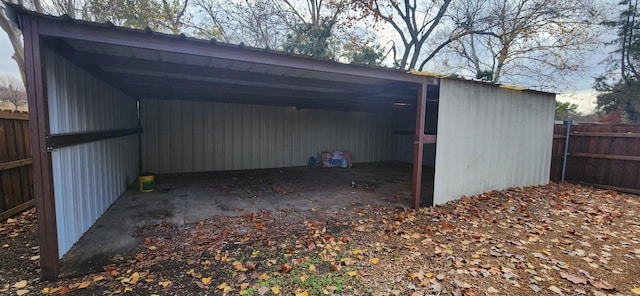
[5,2,438,279]
[6,2,439,113]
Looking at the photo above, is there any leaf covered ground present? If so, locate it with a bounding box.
[1,183,640,295]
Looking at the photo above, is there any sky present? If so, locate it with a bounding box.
[0,32,18,78]
[0,5,615,115]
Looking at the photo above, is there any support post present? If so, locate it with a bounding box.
[23,15,60,280]
[561,116,572,183]
[411,79,428,209]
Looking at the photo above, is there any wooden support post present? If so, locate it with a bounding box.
[23,15,60,280]
[411,79,428,209]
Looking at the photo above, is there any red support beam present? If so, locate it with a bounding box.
[23,15,60,280]
[411,78,428,209]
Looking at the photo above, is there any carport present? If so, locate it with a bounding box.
[6,3,555,279]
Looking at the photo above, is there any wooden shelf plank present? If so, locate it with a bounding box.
[0,158,33,171]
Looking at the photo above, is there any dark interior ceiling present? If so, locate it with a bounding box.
[43,36,435,113]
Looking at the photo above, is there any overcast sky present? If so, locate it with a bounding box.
[0,32,18,77]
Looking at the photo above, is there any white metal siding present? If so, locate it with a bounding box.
[141,99,396,173]
[45,49,139,257]
[433,79,555,205]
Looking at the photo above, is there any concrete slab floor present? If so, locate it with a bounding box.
[59,161,434,277]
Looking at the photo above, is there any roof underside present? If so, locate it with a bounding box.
[52,38,421,112]
[9,4,439,113]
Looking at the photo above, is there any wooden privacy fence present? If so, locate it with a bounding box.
[0,110,34,220]
[551,123,640,194]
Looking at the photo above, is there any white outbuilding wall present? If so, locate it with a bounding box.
[433,79,555,204]
[46,49,140,257]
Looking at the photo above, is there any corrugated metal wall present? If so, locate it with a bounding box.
[141,99,396,173]
[45,49,139,257]
[433,79,555,204]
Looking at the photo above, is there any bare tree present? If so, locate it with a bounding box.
[445,0,603,89]
[236,0,291,48]
[85,0,190,34]
[1,0,81,87]
[192,0,291,47]
[351,0,455,69]
[0,75,27,111]
[0,0,41,87]
[194,0,351,57]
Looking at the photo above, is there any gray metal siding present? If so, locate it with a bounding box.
[433,79,555,205]
[395,113,437,166]
[45,49,139,257]
[141,99,396,173]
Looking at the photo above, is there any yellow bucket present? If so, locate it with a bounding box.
[138,173,154,192]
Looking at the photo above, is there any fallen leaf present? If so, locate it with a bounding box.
[440,222,455,232]
[128,272,140,284]
[559,272,587,284]
[93,275,104,282]
[159,281,171,287]
[454,279,472,289]
[548,285,563,294]
[486,286,499,293]
[16,289,29,296]
[309,264,316,272]
[589,279,615,290]
[13,280,27,289]
[202,277,212,285]
[148,245,157,251]
[29,256,39,261]
[369,258,379,264]
[257,286,269,295]
[280,264,293,273]
[271,286,281,294]
[78,281,91,289]
[295,291,309,296]
[529,284,542,293]
[631,288,640,295]
[240,282,249,291]
[347,271,358,277]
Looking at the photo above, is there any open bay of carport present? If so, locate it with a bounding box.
[58,161,434,277]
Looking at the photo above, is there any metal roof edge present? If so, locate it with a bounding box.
[438,74,556,95]
[3,2,21,28]
[6,3,429,84]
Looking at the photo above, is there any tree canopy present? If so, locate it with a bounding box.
[594,0,640,123]
[555,101,579,120]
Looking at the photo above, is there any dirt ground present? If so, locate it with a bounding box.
[1,182,639,296]
[55,162,431,278]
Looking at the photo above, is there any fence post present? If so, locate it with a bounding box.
[561,117,572,182]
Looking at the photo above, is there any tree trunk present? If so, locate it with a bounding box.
[1,0,44,88]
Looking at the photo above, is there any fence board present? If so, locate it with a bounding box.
[0,110,33,218]
[551,123,640,193]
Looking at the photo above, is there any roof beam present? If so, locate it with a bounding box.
[26,12,431,83]
[105,72,358,101]
[72,51,371,92]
